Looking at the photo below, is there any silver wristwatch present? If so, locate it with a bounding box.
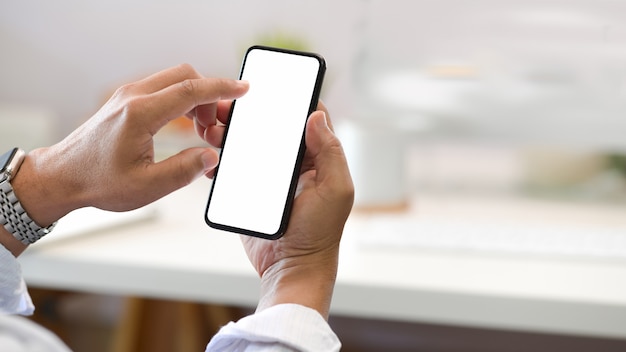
[0,148,56,244]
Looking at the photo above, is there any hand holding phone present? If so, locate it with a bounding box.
[205,45,326,239]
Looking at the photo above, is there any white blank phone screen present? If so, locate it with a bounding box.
[206,48,321,236]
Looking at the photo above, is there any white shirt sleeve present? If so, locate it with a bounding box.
[0,245,71,351]
[0,315,72,352]
[0,244,34,315]
[206,303,341,352]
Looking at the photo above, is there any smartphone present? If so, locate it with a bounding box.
[204,45,326,240]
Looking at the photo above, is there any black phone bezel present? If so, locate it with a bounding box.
[204,45,326,240]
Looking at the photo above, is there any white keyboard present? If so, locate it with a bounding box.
[355,217,626,260]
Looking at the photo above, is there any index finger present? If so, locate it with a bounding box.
[130,63,204,95]
[145,77,249,131]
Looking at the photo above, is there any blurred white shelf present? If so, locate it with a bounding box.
[0,103,56,152]
[356,217,626,260]
[18,179,626,340]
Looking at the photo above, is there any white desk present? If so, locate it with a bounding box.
[19,178,626,340]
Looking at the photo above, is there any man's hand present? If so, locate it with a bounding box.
[13,64,249,228]
[240,106,354,319]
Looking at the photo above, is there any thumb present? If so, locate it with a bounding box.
[149,147,219,195]
[305,111,335,155]
[305,111,353,194]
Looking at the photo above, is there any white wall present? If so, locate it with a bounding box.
[0,0,363,138]
[2,0,626,149]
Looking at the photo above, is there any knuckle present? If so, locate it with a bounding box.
[178,79,201,108]
[175,63,197,77]
[325,138,346,160]
[178,78,197,98]
[121,95,148,119]
[112,82,137,100]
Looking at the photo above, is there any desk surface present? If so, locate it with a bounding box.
[19,178,626,340]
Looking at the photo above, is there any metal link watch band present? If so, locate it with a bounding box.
[0,165,56,245]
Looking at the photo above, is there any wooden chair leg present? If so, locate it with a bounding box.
[111,297,247,352]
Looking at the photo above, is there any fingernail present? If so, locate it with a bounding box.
[315,111,330,131]
[201,150,219,171]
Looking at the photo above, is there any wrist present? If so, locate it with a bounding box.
[257,251,339,320]
[0,146,77,255]
[11,147,84,228]
[0,226,27,256]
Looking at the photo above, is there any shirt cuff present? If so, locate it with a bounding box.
[206,303,341,352]
[0,244,34,315]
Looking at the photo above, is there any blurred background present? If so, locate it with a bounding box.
[2,0,626,351]
[2,0,626,206]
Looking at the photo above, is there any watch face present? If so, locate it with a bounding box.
[0,148,17,172]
